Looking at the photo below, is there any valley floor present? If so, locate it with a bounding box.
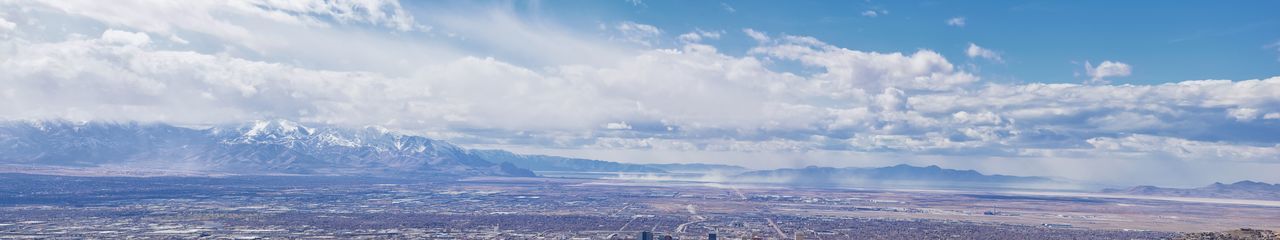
[1,173,1276,239]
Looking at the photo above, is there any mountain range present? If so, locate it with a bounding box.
[0,120,757,179]
[732,164,1056,189]
[470,149,748,173]
[0,120,535,177]
[1102,181,1280,201]
[9,120,1272,195]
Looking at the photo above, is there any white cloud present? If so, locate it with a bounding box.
[1086,112,1169,131]
[614,21,662,46]
[426,6,629,67]
[1227,107,1260,121]
[743,28,769,43]
[946,17,965,27]
[1087,134,1280,163]
[227,0,423,31]
[30,0,424,51]
[862,9,888,17]
[167,35,189,44]
[1265,112,1280,120]
[678,29,722,43]
[965,43,1002,62]
[1084,60,1132,84]
[15,0,463,77]
[748,33,978,92]
[0,16,15,31]
[677,33,700,43]
[605,122,632,130]
[952,111,1004,125]
[100,29,151,46]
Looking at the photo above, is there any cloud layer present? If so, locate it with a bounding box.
[1,1,1278,186]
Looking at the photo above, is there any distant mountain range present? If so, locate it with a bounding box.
[0,120,753,179]
[1102,181,1280,201]
[643,163,749,173]
[471,149,748,173]
[732,164,1055,189]
[15,120,1275,194]
[468,150,667,173]
[0,120,536,177]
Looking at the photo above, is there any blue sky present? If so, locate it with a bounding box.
[514,0,1280,84]
[2,0,1280,187]
[220,0,1280,84]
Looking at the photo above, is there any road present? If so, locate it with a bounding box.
[676,204,706,233]
[766,217,786,239]
[607,215,641,239]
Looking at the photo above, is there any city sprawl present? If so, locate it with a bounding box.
[3,174,1278,239]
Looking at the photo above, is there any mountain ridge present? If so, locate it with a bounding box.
[2,120,1098,191]
[469,149,750,173]
[0,120,535,178]
[1102,180,1280,201]
[732,164,1056,189]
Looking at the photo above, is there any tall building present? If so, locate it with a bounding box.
[640,231,653,240]
[707,233,717,240]
[661,235,673,240]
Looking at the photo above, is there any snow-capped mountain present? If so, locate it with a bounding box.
[0,120,534,177]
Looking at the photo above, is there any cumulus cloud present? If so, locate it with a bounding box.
[1228,108,1260,122]
[965,43,1002,62]
[1,1,1278,186]
[748,33,978,92]
[1084,60,1132,84]
[946,17,965,27]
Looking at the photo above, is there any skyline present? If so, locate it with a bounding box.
[2,0,1280,187]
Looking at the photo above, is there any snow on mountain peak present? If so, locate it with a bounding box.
[217,119,321,145]
[0,120,538,177]
[242,119,309,137]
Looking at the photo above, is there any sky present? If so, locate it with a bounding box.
[1,0,1279,187]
